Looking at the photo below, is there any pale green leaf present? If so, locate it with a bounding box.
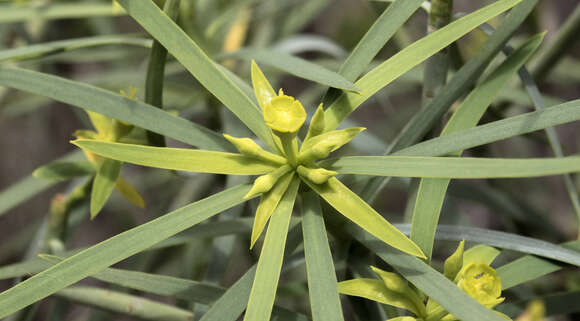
[338,279,421,316]
[244,178,300,321]
[32,161,94,182]
[496,241,580,290]
[303,177,424,258]
[394,99,580,157]
[73,140,279,175]
[323,0,523,130]
[0,3,126,24]
[0,184,251,318]
[0,67,231,151]
[56,286,192,321]
[221,49,359,92]
[394,224,580,267]
[117,0,276,151]
[251,172,295,248]
[323,155,580,179]
[410,32,543,260]
[90,158,122,218]
[0,35,151,63]
[302,191,344,321]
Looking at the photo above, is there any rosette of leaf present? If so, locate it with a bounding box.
[71,61,425,320]
[35,87,145,219]
[338,241,513,321]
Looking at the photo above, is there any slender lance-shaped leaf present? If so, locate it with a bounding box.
[115,177,145,208]
[324,155,580,179]
[72,140,279,175]
[496,241,580,290]
[303,177,424,258]
[117,0,277,151]
[338,279,422,316]
[251,172,295,249]
[0,3,126,24]
[395,99,580,157]
[0,35,151,63]
[395,224,580,267]
[32,161,95,182]
[463,245,500,266]
[410,33,544,260]
[0,184,251,318]
[90,158,122,218]
[219,49,359,92]
[360,0,538,201]
[323,0,523,130]
[0,67,231,152]
[244,178,300,321]
[345,223,507,321]
[302,191,344,321]
[200,224,307,321]
[55,286,193,321]
[497,291,580,318]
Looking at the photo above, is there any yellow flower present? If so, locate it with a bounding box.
[263,94,306,134]
[456,263,504,308]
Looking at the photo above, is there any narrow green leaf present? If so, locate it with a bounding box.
[32,161,94,182]
[394,224,580,267]
[251,172,295,248]
[395,99,580,157]
[359,0,538,201]
[117,0,276,151]
[56,286,193,321]
[496,241,580,290]
[0,184,251,318]
[221,49,359,92]
[0,35,151,63]
[346,223,507,321]
[244,178,300,321]
[497,291,580,318]
[338,279,420,315]
[198,224,308,321]
[115,177,145,208]
[0,3,126,24]
[303,177,424,258]
[73,140,279,175]
[90,158,122,218]
[323,0,523,130]
[302,191,344,321]
[410,32,544,260]
[323,155,580,179]
[0,67,231,151]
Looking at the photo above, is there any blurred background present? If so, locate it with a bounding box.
[0,0,579,320]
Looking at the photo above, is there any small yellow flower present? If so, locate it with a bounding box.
[456,263,504,308]
[263,94,306,134]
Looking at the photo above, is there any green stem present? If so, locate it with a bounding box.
[531,4,580,81]
[144,0,180,147]
[278,133,299,166]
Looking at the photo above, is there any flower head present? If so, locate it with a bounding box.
[263,94,306,134]
[456,263,504,308]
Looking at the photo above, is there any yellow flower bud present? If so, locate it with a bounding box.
[223,134,287,165]
[297,166,337,184]
[370,266,408,293]
[444,240,465,280]
[299,127,365,163]
[305,103,325,141]
[244,165,292,199]
[263,95,306,134]
[456,263,504,308]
